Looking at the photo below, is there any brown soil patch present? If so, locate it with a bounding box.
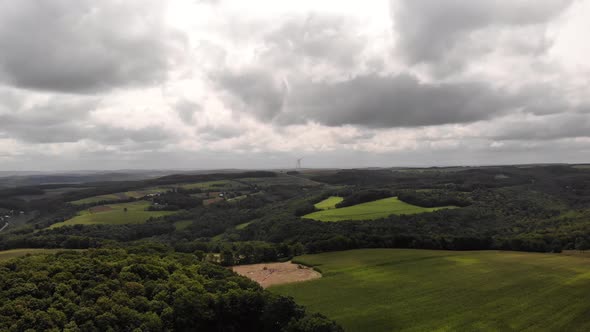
[114,193,128,199]
[232,261,321,288]
[203,197,224,206]
[89,206,113,213]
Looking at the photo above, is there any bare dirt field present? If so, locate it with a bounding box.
[89,206,114,213]
[232,261,321,288]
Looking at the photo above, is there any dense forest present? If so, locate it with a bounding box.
[3,166,590,255]
[1,166,590,329]
[0,244,341,332]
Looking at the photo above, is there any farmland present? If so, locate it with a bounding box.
[50,201,176,228]
[180,179,247,190]
[239,175,321,188]
[314,196,343,210]
[70,187,170,205]
[271,249,590,332]
[303,197,456,222]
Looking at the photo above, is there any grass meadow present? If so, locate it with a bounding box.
[180,180,247,190]
[303,197,456,222]
[314,196,343,210]
[173,219,193,230]
[271,249,590,332]
[50,201,175,229]
[70,187,170,205]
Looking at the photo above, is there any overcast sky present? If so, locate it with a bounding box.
[0,0,589,170]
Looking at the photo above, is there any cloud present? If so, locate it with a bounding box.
[0,94,175,145]
[285,74,521,127]
[0,97,98,142]
[213,67,287,120]
[0,0,588,170]
[174,100,202,124]
[392,0,574,72]
[491,113,590,141]
[262,14,367,68]
[215,71,560,128]
[198,124,244,141]
[0,0,186,93]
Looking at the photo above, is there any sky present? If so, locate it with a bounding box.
[0,0,589,170]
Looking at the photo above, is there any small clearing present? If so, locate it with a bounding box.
[89,205,114,213]
[232,262,321,288]
[314,196,343,210]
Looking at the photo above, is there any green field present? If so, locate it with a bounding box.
[271,249,590,332]
[303,197,456,222]
[314,196,343,210]
[181,180,246,190]
[173,220,193,230]
[50,201,175,229]
[239,175,321,188]
[235,220,254,230]
[70,187,170,205]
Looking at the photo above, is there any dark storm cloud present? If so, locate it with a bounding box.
[0,0,186,93]
[215,70,553,128]
[284,74,520,128]
[392,0,573,67]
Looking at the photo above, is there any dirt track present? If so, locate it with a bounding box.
[232,261,321,288]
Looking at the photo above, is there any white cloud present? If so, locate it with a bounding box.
[0,0,587,170]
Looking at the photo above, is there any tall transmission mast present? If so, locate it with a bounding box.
[296,157,303,169]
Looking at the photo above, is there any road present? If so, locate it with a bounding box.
[0,222,8,232]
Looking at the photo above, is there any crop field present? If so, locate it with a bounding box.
[16,187,89,202]
[180,180,247,190]
[314,196,343,210]
[70,187,170,205]
[232,262,321,288]
[239,175,321,188]
[50,201,175,229]
[271,249,590,332]
[303,197,456,222]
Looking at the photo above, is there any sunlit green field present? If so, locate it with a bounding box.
[271,249,590,332]
[303,197,456,222]
[314,196,343,210]
[50,201,175,229]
